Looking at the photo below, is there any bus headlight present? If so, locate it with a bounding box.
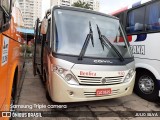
[58,68,65,74]
[52,65,79,85]
[65,74,73,81]
[124,69,135,83]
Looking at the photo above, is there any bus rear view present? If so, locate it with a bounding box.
[34,6,136,102]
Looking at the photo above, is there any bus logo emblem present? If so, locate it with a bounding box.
[94,60,113,64]
[102,78,107,84]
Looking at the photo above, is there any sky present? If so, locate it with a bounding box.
[100,0,132,13]
[41,0,139,19]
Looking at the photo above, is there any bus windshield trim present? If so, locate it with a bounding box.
[53,8,132,59]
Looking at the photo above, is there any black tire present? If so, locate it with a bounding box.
[134,70,159,102]
[10,71,18,120]
[42,70,47,84]
[46,90,52,102]
[11,71,18,107]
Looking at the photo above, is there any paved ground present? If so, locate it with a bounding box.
[15,59,160,120]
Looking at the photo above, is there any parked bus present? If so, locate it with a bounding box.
[0,0,26,116]
[33,6,136,102]
[112,0,160,101]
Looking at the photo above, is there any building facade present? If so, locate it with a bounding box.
[17,0,42,28]
[50,0,99,11]
[13,1,25,27]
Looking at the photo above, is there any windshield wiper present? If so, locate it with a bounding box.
[78,21,94,60]
[96,24,124,62]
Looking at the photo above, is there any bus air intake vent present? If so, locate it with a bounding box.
[78,76,124,85]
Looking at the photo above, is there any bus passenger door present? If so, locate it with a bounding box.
[43,19,52,90]
[0,0,12,110]
[33,18,43,76]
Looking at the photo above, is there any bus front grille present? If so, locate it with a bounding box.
[84,89,119,97]
[78,76,124,85]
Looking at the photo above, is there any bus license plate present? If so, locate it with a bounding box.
[96,88,112,96]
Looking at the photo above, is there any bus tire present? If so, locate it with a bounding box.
[10,69,18,120]
[42,69,47,85]
[11,69,18,106]
[134,70,159,102]
[46,90,52,102]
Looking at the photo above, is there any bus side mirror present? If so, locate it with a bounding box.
[0,0,12,17]
[41,18,48,34]
[0,10,3,29]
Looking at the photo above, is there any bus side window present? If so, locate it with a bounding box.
[126,7,145,34]
[145,1,160,31]
[0,0,12,32]
[46,20,51,47]
[0,10,4,28]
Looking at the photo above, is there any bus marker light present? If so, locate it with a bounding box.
[69,91,74,96]
[125,87,128,91]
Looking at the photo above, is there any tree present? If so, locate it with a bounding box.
[72,0,92,10]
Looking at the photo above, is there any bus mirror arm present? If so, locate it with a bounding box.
[41,18,48,34]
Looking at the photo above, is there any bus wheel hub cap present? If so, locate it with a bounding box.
[139,76,154,94]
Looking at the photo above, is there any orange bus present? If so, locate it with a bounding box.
[0,0,26,117]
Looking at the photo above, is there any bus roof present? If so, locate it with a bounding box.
[51,5,119,20]
[112,0,152,15]
[111,6,128,15]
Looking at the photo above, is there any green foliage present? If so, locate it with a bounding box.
[26,45,32,53]
[72,0,93,10]
[21,44,27,53]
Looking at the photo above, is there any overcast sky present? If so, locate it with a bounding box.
[41,0,139,19]
[100,0,132,13]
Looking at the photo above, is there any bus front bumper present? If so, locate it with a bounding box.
[49,73,136,103]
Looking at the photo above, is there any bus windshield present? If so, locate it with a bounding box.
[54,9,132,58]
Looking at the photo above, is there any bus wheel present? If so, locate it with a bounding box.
[10,71,18,120]
[46,90,52,102]
[42,70,47,84]
[11,72,17,108]
[134,71,159,102]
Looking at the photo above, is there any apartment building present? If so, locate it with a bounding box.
[13,1,25,27]
[17,0,42,28]
[50,0,99,11]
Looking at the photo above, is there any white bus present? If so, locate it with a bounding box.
[33,6,136,102]
[113,0,160,101]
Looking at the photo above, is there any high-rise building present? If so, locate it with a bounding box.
[17,0,42,28]
[13,1,25,27]
[50,0,99,11]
